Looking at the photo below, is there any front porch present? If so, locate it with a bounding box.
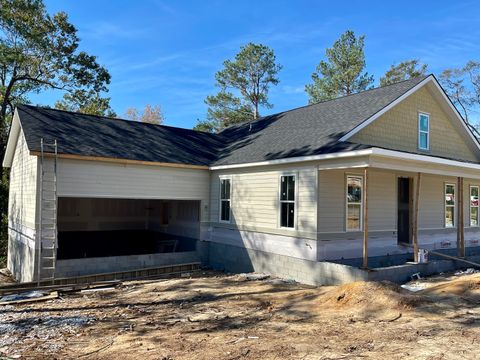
[316,148,480,268]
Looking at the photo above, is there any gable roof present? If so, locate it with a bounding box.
[5,74,478,169]
[213,75,430,166]
[13,105,224,167]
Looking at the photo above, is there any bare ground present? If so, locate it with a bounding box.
[1,271,480,359]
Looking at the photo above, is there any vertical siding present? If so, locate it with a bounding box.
[210,165,317,237]
[8,130,38,230]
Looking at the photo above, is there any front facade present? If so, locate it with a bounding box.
[5,75,480,283]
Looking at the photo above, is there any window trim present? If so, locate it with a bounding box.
[345,174,364,232]
[444,182,456,228]
[219,176,232,223]
[418,112,430,151]
[278,173,297,230]
[470,185,479,227]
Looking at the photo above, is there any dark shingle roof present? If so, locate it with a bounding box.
[17,105,224,166]
[15,76,429,167]
[214,76,428,165]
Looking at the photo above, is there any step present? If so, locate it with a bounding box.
[41,267,55,270]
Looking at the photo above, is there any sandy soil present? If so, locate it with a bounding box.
[1,271,480,359]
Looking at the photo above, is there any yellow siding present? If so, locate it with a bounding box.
[350,87,479,162]
[318,168,471,234]
[8,130,38,230]
[318,168,396,233]
[210,165,317,238]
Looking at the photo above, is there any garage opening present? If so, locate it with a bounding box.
[57,197,200,260]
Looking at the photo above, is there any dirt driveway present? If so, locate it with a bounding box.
[1,271,480,359]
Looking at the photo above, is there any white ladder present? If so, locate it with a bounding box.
[37,139,58,285]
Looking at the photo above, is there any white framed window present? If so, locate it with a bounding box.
[445,183,455,228]
[418,112,430,150]
[470,185,479,227]
[346,175,363,231]
[279,175,295,228]
[219,177,231,222]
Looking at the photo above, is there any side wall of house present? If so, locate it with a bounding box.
[7,129,38,282]
[207,163,318,264]
[350,86,479,162]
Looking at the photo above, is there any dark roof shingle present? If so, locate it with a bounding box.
[15,76,429,167]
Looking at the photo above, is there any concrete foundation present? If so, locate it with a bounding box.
[55,250,200,278]
[204,241,480,285]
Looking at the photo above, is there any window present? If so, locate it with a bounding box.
[280,175,295,228]
[470,186,479,227]
[445,183,455,228]
[346,176,363,231]
[220,178,231,222]
[418,113,430,150]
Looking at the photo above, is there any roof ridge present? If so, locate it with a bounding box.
[219,74,431,133]
[17,104,215,135]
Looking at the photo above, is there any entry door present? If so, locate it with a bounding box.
[397,178,411,244]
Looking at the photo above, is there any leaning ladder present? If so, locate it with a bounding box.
[37,139,58,285]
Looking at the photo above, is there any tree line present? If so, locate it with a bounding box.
[195,31,480,133]
[0,0,479,263]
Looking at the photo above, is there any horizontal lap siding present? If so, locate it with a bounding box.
[8,130,38,230]
[318,168,396,233]
[211,166,317,236]
[57,159,210,201]
[318,168,473,236]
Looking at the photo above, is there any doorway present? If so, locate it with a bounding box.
[397,178,412,244]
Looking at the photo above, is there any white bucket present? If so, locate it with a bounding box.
[418,249,429,263]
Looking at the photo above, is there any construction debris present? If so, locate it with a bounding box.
[0,290,58,305]
[1,270,480,359]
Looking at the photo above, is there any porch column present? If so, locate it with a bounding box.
[412,172,421,262]
[362,167,369,269]
[457,177,465,258]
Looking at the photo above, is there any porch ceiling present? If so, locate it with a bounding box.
[317,148,480,179]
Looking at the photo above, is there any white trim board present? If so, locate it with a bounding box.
[211,147,480,172]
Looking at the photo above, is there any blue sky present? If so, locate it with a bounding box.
[34,0,480,128]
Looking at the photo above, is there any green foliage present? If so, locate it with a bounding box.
[195,91,254,133]
[440,61,480,124]
[305,30,374,103]
[195,43,281,133]
[380,60,428,86]
[0,0,113,263]
[0,0,112,124]
[55,90,116,117]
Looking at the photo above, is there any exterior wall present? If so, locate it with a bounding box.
[207,164,318,261]
[7,130,38,282]
[317,167,480,260]
[350,86,479,162]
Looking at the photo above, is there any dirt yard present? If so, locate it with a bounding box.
[1,270,480,359]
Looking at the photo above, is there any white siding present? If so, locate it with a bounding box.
[210,165,317,238]
[57,159,210,201]
[7,129,38,282]
[8,130,38,231]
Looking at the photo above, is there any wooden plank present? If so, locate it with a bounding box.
[30,151,209,170]
[362,167,369,269]
[412,172,421,262]
[457,177,465,258]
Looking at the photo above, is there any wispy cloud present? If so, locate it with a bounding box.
[81,21,148,40]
